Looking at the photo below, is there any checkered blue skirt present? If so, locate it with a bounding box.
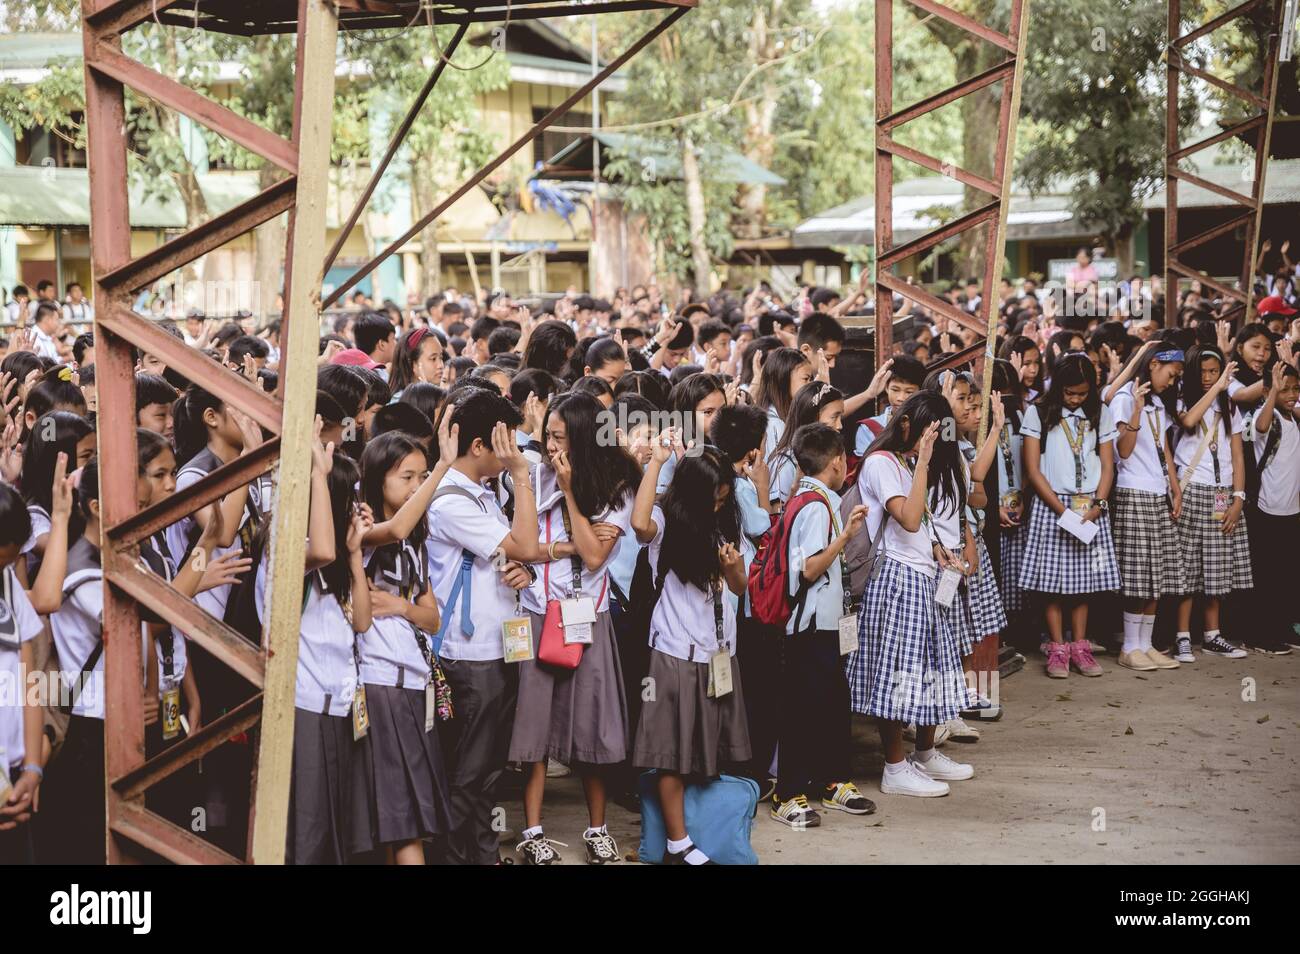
[1018,494,1122,595]
[999,524,1026,616]
[845,557,973,725]
[939,584,977,658]
[968,535,1008,636]
[1111,487,1190,600]
[1177,482,1254,597]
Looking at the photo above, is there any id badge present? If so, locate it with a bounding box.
[707,650,733,698]
[1001,490,1022,510]
[351,684,370,741]
[838,614,858,656]
[1213,489,1229,520]
[425,681,436,733]
[1069,494,1092,516]
[161,683,182,741]
[502,616,535,663]
[561,596,596,646]
[935,567,962,609]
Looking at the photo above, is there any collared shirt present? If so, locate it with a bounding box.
[857,451,937,579]
[1175,401,1243,487]
[32,325,61,362]
[768,449,797,504]
[62,301,94,324]
[645,504,738,662]
[787,476,845,634]
[764,405,785,459]
[0,566,43,766]
[1108,382,1172,494]
[854,407,892,456]
[358,539,431,688]
[1019,403,1117,494]
[1247,408,1300,516]
[426,467,515,662]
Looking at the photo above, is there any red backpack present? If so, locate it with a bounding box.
[746,489,835,627]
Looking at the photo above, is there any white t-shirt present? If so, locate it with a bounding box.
[256,562,359,717]
[0,567,44,768]
[1174,401,1243,487]
[857,451,937,579]
[1108,382,1172,494]
[1019,403,1117,495]
[1248,408,1300,516]
[426,467,515,662]
[32,325,61,362]
[645,504,738,662]
[786,476,845,634]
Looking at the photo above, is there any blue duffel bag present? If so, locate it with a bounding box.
[638,771,760,865]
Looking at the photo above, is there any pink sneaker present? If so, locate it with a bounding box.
[1045,641,1069,678]
[1069,639,1104,677]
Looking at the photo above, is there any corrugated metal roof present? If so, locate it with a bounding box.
[0,165,186,228]
[595,132,786,187]
[1144,158,1300,208]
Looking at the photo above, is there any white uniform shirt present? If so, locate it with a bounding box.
[786,476,845,634]
[1108,382,1172,494]
[1174,400,1243,487]
[0,567,43,768]
[857,451,937,579]
[1248,408,1300,516]
[645,504,738,662]
[768,449,797,504]
[1019,403,1117,495]
[358,540,431,688]
[764,405,785,459]
[32,325,61,362]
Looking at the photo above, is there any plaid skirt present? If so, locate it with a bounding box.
[1112,487,1191,600]
[845,557,973,725]
[1177,482,1254,596]
[1018,494,1121,595]
[999,524,1026,616]
[968,536,1008,636]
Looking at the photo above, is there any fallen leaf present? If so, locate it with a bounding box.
[1257,714,1270,724]
[1124,726,1134,735]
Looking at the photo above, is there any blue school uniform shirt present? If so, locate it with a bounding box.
[786,475,845,635]
[1019,403,1117,495]
[735,474,772,616]
[854,406,892,456]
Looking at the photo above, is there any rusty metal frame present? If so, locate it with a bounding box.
[81,0,694,864]
[1164,0,1285,325]
[873,0,1030,437]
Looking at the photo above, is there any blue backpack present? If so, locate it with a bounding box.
[638,771,760,865]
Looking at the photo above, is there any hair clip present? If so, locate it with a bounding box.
[58,366,73,382]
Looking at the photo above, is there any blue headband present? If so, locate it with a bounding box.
[1154,349,1185,363]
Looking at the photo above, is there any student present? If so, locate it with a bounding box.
[352,430,454,864]
[353,311,398,376]
[1172,345,1253,661]
[387,327,445,398]
[1018,353,1121,678]
[522,320,578,379]
[655,372,727,492]
[1225,322,1275,409]
[583,337,628,386]
[1108,345,1188,671]
[629,442,749,864]
[0,469,69,864]
[998,335,1043,404]
[847,391,973,797]
[853,355,926,455]
[30,302,65,362]
[509,393,642,864]
[646,317,695,378]
[767,381,845,505]
[18,412,94,577]
[989,361,1029,622]
[426,389,540,866]
[770,423,873,827]
[136,372,179,441]
[755,347,814,454]
[1242,361,1300,653]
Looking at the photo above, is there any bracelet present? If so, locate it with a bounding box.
[20,763,43,779]
[547,541,559,562]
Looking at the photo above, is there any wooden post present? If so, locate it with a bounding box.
[249,0,338,865]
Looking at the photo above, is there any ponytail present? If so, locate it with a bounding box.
[172,386,223,466]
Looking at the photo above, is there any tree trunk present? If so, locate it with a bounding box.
[736,2,780,239]
[253,164,286,320]
[411,160,442,298]
[681,132,711,293]
[955,42,1003,282]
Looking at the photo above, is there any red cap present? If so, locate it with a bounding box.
[1257,295,1297,318]
[330,348,382,370]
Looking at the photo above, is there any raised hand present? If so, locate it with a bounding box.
[917,421,942,466]
[346,503,373,554]
[437,407,460,463]
[310,415,335,475]
[491,421,527,479]
[1214,360,1239,393]
[49,452,74,521]
[553,449,573,495]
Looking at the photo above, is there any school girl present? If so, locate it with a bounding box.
[1107,345,1188,671]
[655,372,727,492]
[1242,361,1300,654]
[630,443,751,864]
[0,470,69,864]
[998,334,1044,404]
[584,337,629,386]
[989,361,1029,621]
[1225,322,1276,409]
[754,347,814,456]
[847,391,974,797]
[353,430,455,863]
[509,392,642,865]
[1018,353,1121,678]
[387,326,446,399]
[1172,345,1253,661]
[18,411,93,582]
[767,381,844,505]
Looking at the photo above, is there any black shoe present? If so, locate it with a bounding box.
[663,840,716,865]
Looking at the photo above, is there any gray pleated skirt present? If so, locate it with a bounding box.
[289,707,355,865]
[349,684,452,853]
[632,648,751,778]
[508,610,629,765]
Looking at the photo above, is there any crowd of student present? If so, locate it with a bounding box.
[0,263,1297,866]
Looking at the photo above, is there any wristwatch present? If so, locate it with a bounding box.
[1091,498,1109,512]
[1232,490,1247,501]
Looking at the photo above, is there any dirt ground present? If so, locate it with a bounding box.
[496,649,1300,864]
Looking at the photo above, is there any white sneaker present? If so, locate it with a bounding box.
[903,722,951,746]
[945,717,980,742]
[880,761,950,797]
[545,758,571,778]
[909,750,975,781]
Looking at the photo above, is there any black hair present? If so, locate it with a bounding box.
[1037,352,1101,435]
[1044,329,1086,380]
[467,365,508,394]
[542,392,641,518]
[865,390,965,513]
[136,427,171,474]
[257,368,278,393]
[886,354,928,388]
[809,287,841,310]
[227,335,270,368]
[355,366,392,410]
[449,388,524,458]
[171,385,224,465]
[316,389,346,427]
[77,363,95,387]
[584,336,626,375]
[470,316,501,344]
[668,363,703,387]
[1180,344,1233,430]
[797,313,846,353]
[737,335,782,389]
[24,368,87,430]
[614,370,671,409]
[1133,345,1183,419]
[488,325,521,356]
[447,355,477,381]
[611,393,663,439]
[696,320,731,348]
[320,333,350,354]
[770,380,844,463]
[73,332,94,366]
[1229,321,1274,390]
[398,381,446,426]
[32,301,60,326]
[568,374,614,404]
[658,445,740,591]
[318,451,362,599]
[211,322,244,349]
[353,312,396,357]
[316,363,368,421]
[509,368,561,408]
[488,352,522,372]
[708,402,768,463]
[668,372,725,422]
[22,411,93,519]
[1,351,44,390]
[0,480,34,551]
[901,339,930,360]
[359,432,429,551]
[755,347,809,421]
[370,401,434,446]
[665,321,695,351]
[792,422,846,476]
[135,372,179,413]
[449,373,497,398]
[387,327,438,394]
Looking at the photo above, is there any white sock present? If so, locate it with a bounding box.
[1176,630,1191,644]
[666,835,691,854]
[1122,612,1143,653]
[584,825,607,838]
[883,759,908,776]
[523,825,543,841]
[1204,629,1220,642]
[1140,615,1156,652]
[913,747,936,763]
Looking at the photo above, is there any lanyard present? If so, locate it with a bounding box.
[1062,415,1089,492]
[711,581,726,651]
[803,480,853,614]
[544,505,586,599]
[1145,408,1170,481]
[1199,413,1222,485]
[892,453,936,537]
[999,423,1017,487]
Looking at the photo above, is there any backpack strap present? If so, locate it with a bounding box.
[59,563,106,714]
